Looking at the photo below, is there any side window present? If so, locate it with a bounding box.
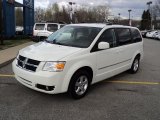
[131,28,142,42]
[47,24,58,32]
[35,24,45,30]
[116,28,132,46]
[99,29,116,48]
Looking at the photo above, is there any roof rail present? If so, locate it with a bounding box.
[106,22,113,25]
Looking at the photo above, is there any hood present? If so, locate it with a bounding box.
[19,42,82,61]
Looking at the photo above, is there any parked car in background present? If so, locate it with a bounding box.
[16,26,24,35]
[154,32,160,40]
[32,23,65,42]
[152,31,160,39]
[146,30,158,38]
[141,30,149,38]
[12,24,143,99]
[157,35,160,40]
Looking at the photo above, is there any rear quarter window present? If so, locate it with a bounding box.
[131,28,142,42]
[35,24,45,30]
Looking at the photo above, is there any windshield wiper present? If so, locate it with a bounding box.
[45,39,64,46]
[45,39,57,44]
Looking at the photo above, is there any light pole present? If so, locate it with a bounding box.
[128,9,132,26]
[118,13,121,24]
[147,1,152,30]
[69,2,76,23]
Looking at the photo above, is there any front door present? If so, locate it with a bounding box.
[94,29,119,82]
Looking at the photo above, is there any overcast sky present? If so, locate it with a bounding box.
[16,0,156,20]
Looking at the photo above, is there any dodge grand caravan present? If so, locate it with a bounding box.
[12,24,143,99]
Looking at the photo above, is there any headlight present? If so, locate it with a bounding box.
[43,62,66,72]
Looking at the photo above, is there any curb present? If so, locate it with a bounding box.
[145,38,160,41]
[0,58,15,68]
[0,42,34,69]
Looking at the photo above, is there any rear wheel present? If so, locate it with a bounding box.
[129,56,140,74]
[68,70,91,99]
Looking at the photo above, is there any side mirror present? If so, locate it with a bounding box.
[98,42,110,50]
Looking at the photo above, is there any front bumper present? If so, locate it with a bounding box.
[12,59,66,94]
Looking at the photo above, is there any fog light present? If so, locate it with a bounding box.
[36,84,55,91]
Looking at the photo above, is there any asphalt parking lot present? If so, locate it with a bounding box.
[0,38,160,120]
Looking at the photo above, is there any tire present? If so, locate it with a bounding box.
[129,56,140,74]
[68,69,91,99]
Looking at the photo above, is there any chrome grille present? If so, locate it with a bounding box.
[17,55,40,72]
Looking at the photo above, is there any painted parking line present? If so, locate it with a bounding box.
[0,74,15,77]
[0,74,160,85]
[107,81,160,85]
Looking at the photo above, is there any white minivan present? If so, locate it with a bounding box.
[33,23,65,41]
[12,24,143,99]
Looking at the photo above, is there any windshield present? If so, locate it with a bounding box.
[46,26,102,48]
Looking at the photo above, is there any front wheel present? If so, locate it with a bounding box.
[129,57,140,74]
[68,70,91,99]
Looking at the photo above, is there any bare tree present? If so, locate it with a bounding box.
[59,6,70,23]
[151,0,160,29]
[74,5,110,23]
[35,7,46,22]
[52,3,60,22]
[34,3,110,24]
[95,5,110,22]
[45,6,53,22]
[155,0,160,12]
